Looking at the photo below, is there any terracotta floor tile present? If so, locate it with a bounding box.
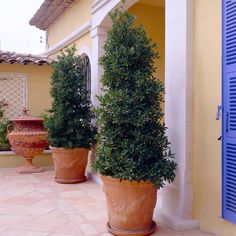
[91,220,108,233]
[0,215,33,228]
[2,170,19,175]
[0,195,18,201]
[66,213,88,224]
[33,183,50,188]
[16,210,68,232]
[65,195,96,205]
[76,182,101,190]
[0,229,48,236]
[82,210,108,222]
[47,234,75,236]
[0,227,9,233]
[79,223,98,235]
[0,203,23,214]
[50,183,81,192]
[66,201,106,213]
[91,194,106,202]
[0,168,215,236]
[182,231,215,236]
[53,221,84,234]
[58,190,87,198]
[51,199,78,214]
[23,176,42,184]
[0,196,42,206]
[25,190,44,199]
[1,184,36,196]
[41,192,59,199]
[15,199,57,216]
[37,187,54,193]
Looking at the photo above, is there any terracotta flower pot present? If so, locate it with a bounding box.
[51,147,89,184]
[101,175,157,236]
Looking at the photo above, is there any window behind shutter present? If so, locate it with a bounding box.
[223,0,236,224]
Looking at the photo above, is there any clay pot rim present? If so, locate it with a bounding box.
[50,146,90,152]
[100,175,156,187]
[11,118,43,122]
[8,131,47,135]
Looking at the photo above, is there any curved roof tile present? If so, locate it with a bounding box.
[0,50,54,65]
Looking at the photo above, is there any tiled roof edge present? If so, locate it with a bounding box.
[29,0,75,30]
[0,50,54,65]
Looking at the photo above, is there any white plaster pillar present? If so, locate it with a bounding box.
[90,26,108,107]
[155,0,199,231]
[88,25,108,185]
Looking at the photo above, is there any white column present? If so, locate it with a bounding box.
[88,25,108,185]
[90,26,108,107]
[155,0,199,231]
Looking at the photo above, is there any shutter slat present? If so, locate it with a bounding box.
[222,0,236,224]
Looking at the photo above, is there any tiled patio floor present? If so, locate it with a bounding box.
[0,168,215,236]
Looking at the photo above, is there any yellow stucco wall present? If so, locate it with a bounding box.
[0,63,53,167]
[128,3,165,83]
[0,64,52,117]
[0,152,53,168]
[47,0,93,48]
[49,32,92,59]
[193,0,236,235]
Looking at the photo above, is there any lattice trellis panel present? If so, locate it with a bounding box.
[0,72,27,118]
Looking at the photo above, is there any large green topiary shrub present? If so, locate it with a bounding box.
[44,47,97,149]
[93,8,177,188]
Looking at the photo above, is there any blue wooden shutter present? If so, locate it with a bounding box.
[223,0,236,223]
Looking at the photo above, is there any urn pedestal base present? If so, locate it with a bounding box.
[17,158,43,174]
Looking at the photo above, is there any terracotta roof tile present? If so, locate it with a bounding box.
[29,0,76,30]
[0,50,54,65]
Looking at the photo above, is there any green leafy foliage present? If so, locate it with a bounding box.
[93,8,177,188]
[44,46,97,149]
[0,101,11,151]
[0,100,7,118]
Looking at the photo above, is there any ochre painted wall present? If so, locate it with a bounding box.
[0,63,53,167]
[47,0,93,48]
[192,0,236,235]
[0,152,53,168]
[0,64,52,117]
[128,3,165,83]
[49,32,92,59]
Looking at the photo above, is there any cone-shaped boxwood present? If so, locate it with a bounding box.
[93,9,176,188]
[44,47,97,149]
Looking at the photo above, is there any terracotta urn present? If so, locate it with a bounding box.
[7,109,48,174]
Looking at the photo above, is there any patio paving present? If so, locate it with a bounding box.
[0,167,215,236]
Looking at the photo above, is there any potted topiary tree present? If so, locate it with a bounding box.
[93,8,177,236]
[44,46,97,184]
